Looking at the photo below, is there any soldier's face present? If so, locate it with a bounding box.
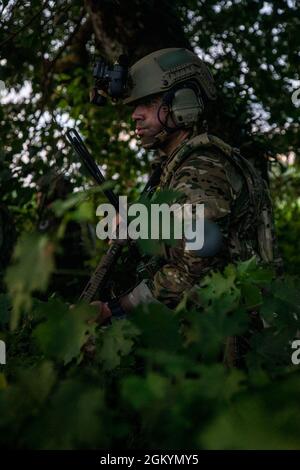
[131,94,170,148]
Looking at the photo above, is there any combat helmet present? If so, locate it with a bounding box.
[124,48,217,138]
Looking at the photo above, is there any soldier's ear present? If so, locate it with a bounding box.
[162,89,175,106]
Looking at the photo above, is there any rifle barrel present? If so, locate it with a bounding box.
[66,128,119,212]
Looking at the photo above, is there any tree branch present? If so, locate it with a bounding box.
[0,2,46,48]
[48,10,87,73]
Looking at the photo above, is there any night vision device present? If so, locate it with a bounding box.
[90,55,130,106]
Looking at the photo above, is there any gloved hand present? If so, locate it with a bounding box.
[118,279,157,312]
[89,301,112,325]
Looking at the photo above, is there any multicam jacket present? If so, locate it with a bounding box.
[146,132,278,309]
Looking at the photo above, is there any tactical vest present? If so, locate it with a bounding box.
[159,132,277,266]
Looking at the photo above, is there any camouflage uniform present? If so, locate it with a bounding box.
[146,131,278,309]
[119,48,278,310]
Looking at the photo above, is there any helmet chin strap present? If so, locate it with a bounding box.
[142,104,184,150]
[142,129,170,150]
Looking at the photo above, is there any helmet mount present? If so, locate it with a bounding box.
[90,48,216,149]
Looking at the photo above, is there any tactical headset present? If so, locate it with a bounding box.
[158,81,205,132]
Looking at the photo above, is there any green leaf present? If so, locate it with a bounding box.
[236,256,274,284]
[181,306,249,361]
[96,318,140,372]
[150,188,183,205]
[17,361,57,405]
[5,233,55,329]
[122,372,169,411]
[198,264,240,314]
[247,325,297,373]
[200,373,300,450]
[52,192,88,217]
[240,283,262,310]
[131,302,182,353]
[33,300,96,365]
[28,380,107,449]
[136,238,166,256]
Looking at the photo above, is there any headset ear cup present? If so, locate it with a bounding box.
[170,88,204,126]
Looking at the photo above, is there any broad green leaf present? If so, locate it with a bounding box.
[33,300,96,365]
[131,302,182,352]
[240,283,262,309]
[236,257,274,284]
[28,380,107,449]
[96,318,140,372]
[16,361,57,405]
[122,373,169,411]
[200,373,300,450]
[5,233,55,329]
[181,306,249,361]
[198,264,240,314]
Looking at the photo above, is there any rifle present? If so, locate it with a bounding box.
[66,129,119,210]
[66,128,162,304]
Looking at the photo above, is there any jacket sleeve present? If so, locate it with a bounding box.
[147,150,240,309]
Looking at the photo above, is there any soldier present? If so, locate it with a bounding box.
[92,48,279,336]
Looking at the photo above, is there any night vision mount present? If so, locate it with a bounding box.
[90,55,130,106]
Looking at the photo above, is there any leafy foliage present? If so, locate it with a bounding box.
[5,233,55,329]
[1,256,300,449]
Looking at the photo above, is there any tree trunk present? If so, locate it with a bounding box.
[84,0,191,63]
